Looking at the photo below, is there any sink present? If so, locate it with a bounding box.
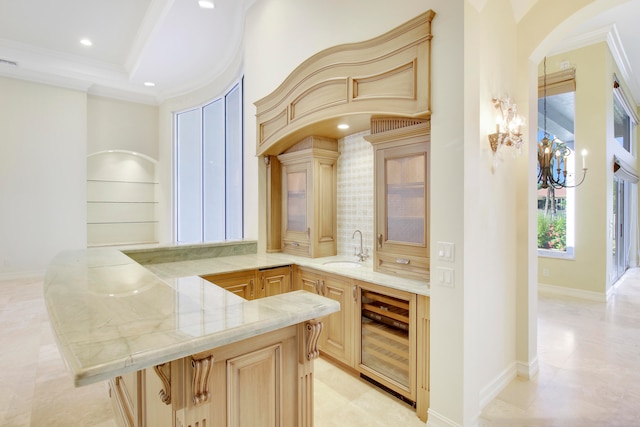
[322,260,362,268]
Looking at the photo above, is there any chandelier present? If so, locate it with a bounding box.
[538,57,587,189]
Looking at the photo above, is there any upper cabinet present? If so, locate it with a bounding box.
[254,10,435,156]
[365,118,430,281]
[278,136,340,257]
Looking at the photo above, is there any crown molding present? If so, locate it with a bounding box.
[549,24,639,105]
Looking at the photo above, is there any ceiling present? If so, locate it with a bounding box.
[0,0,638,106]
[0,0,252,104]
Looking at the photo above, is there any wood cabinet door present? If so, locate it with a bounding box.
[259,266,291,298]
[281,161,311,256]
[201,271,256,300]
[109,371,143,427]
[293,266,322,294]
[227,344,283,427]
[317,273,354,366]
[375,140,430,280]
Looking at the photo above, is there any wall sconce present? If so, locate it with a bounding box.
[488,97,525,155]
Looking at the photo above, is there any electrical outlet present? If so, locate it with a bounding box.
[542,268,550,277]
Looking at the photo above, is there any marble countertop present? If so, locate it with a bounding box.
[145,252,431,297]
[44,248,339,387]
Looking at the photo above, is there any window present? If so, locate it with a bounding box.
[537,87,576,258]
[613,76,638,154]
[175,79,244,243]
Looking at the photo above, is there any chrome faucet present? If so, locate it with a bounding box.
[352,229,368,261]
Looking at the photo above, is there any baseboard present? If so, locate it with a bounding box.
[516,356,539,379]
[538,282,606,302]
[427,409,462,427]
[479,362,517,409]
[0,270,45,282]
[606,277,624,300]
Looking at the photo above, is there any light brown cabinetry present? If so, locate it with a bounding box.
[201,270,256,299]
[201,266,292,300]
[293,266,430,421]
[259,266,292,297]
[365,119,430,281]
[294,266,355,366]
[109,371,144,427]
[110,322,322,427]
[278,137,339,258]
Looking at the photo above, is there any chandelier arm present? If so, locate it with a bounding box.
[558,169,588,189]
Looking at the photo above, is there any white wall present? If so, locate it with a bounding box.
[0,77,87,276]
[87,95,159,159]
[461,0,520,423]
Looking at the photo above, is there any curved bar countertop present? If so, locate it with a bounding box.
[44,248,339,387]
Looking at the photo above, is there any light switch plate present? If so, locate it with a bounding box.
[437,242,454,262]
[435,267,454,288]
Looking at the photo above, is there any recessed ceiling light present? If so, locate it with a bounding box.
[144,82,155,87]
[337,124,350,130]
[198,0,214,9]
[80,38,92,47]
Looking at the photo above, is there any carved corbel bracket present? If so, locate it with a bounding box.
[305,320,323,361]
[153,363,172,405]
[191,355,214,405]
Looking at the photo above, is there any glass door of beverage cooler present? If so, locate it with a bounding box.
[359,287,414,398]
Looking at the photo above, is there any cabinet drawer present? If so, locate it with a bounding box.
[282,239,311,257]
[376,253,430,281]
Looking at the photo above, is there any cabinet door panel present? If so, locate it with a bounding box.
[373,134,430,281]
[201,272,256,300]
[285,170,308,233]
[227,344,283,427]
[294,267,322,294]
[319,274,354,365]
[260,266,291,297]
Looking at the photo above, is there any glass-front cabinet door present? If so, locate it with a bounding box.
[277,138,340,258]
[286,169,308,233]
[369,123,430,281]
[281,161,311,254]
[384,147,426,245]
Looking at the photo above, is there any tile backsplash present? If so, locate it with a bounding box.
[337,131,374,261]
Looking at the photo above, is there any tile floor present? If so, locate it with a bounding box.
[2,269,640,426]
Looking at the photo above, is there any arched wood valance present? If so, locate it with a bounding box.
[254,10,435,156]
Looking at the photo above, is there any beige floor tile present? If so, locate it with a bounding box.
[4,269,640,426]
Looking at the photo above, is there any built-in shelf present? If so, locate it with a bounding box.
[87,151,158,247]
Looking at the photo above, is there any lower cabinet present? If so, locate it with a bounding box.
[259,266,292,297]
[109,371,143,427]
[109,324,318,427]
[201,266,292,300]
[294,266,430,422]
[294,266,355,366]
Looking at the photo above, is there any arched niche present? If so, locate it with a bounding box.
[87,150,158,247]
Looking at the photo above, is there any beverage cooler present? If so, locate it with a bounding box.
[358,284,416,403]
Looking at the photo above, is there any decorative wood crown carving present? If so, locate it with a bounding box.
[255,10,435,156]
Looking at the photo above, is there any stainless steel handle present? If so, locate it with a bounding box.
[377,233,383,248]
[314,279,320,294]
[321,280,326,296]
[288,242,300,247]
[250,279,254,297]
[353,285,357,303]
[306,228,310,238]
[395,258,410,265]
